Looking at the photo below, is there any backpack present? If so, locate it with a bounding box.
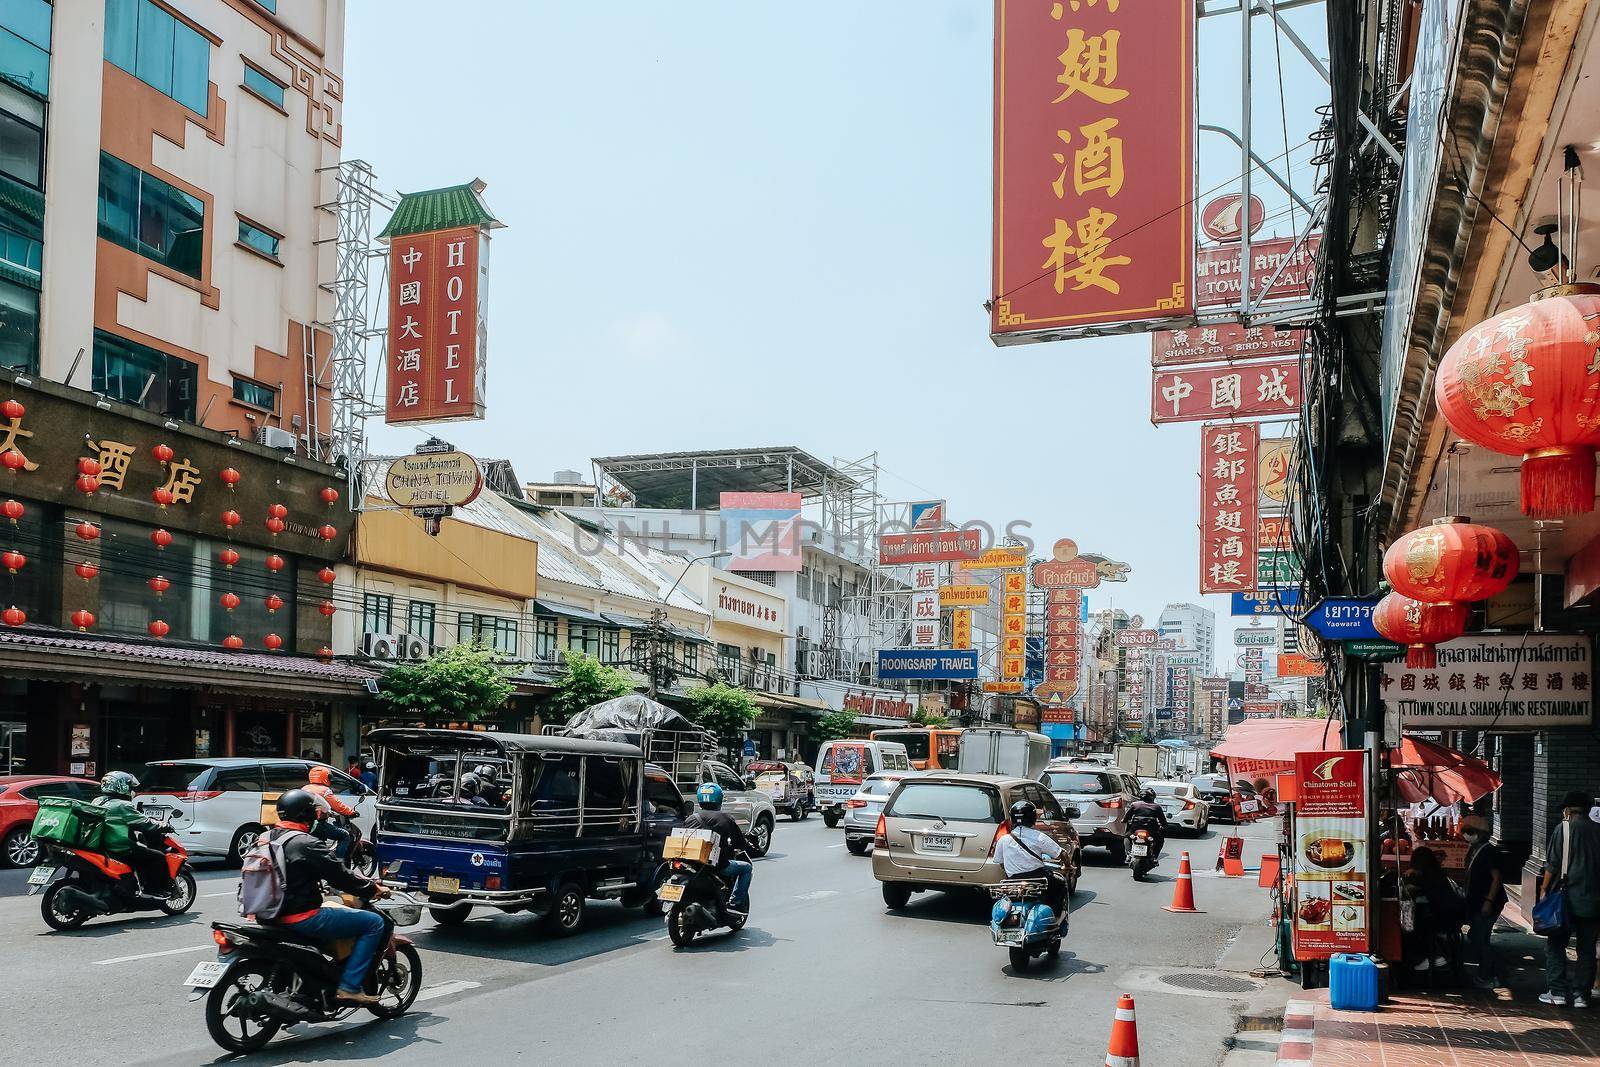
[237,829,306,920]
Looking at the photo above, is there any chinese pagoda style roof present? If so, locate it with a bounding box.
[377,179,504,240]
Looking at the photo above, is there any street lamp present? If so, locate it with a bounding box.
[648,549,731,698]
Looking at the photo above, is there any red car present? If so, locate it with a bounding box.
[0,776,100,868]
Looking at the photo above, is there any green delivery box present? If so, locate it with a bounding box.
[30,797,104,850]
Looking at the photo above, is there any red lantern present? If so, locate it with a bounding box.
[151,528,172,550]
[264,633,283,651]
[75,521,99,542]
[148,619,170,639]
[319,600,336,617]
[265,517,285,535]
[219,547,240,569]
[1371,592,1469,669]
[152,487,174,508]
[1436,284,1600,517]
[223,634,244,650]
[220,592,241,612]
[1383,517,1520,607]
[75,474,100,495]
[319,524,337,541]
[70,608,95,632]
[152,443,173,463]
[148,575,171,596]
[74,561,98,582]
[0,399,22,420]
[77,457,100,477]
[1,606,23,627]
[221,509,241,528]
[317,646,334,662]
[1,450,24,471]
[266,554,285,572]
[220,467,241,487]
[320,487,339,505]
[318,567,336,585]
[265,594,284,613]
[268,503,288,519]
[1,549,23,573]
[2,499,22,523]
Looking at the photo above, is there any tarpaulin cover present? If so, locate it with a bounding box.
[561,693,702,741]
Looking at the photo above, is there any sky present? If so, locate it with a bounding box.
[341,2,1330,675]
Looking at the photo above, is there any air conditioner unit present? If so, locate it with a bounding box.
[399,633,430,660]
[256,425,297,452]
[362,632,400,659]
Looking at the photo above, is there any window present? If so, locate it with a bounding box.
[105,0,209,114]
[213,767,265,793]
[567,623,600,657]
[711,764,743,791]
[406,600,436,645]
[682,641,697,675]
[0,108,40,188]
[739,570,775,586]
[534,616,558,659]
[644,773,684,816]
[251,0,278,12]
[716,642,740,676]
[0,0,49,98]
[582,757,637,834]
[459,612,517,654]
[230,376,276,411]
[0,277,36,374]
[92,329,198,421]
[262,764,311,792]
[521,754,581,832]
[237,217,280,259]
[362,592,393,634]
[97,153,205,279]
[885,782,1001,823]
[600,628,620,664]
[240,62,284,108]
[797,567,811,602]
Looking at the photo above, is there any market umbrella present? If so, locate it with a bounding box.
[1390,736,1501,806]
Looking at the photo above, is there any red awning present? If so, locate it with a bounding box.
[1391,736,1502,806]
[1210,718,1345,764]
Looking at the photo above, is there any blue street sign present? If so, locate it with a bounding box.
[742,739,757,757]
[1302,597,1383,641]
[877,649,980,680]
[1230,588,1302,616]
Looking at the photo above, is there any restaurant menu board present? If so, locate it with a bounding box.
[1292,750,1370,960]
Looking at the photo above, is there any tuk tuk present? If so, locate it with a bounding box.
[370,728,687,934]
[746,760,813,821]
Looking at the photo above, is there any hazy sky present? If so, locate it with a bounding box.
[342,2,1329,674]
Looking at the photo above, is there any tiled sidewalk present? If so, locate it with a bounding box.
[1298,989,1600,1066]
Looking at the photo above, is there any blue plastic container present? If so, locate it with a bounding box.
[1329,953,1380,1011]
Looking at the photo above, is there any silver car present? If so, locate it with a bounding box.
[842,772,917,855]
[1040,761,1141,861]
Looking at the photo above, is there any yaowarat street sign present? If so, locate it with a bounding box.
[383,450,484,508]
[1152,323,1306,367]
[1153,360,1302,424]
[990,0,1195,342]
[1200,423,1259,593]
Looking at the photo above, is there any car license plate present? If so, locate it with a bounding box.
[1131,844,1149,857]
[27,865,58,886]
[920,833,955,853]
[140,804,170,819]
[994,929,1024,946]
[657,883,685,902]
[184,961,228,989]
[427,875,460,895]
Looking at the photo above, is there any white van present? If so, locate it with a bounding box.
[813,739,912,827]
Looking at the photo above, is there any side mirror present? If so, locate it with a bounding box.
[680,803,693,819]
[1064,805,1083,820]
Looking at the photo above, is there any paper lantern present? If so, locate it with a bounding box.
[268,503,288,519]
[152,487,174,508]
[264,633,283,651]
[266,554,285,572]
[317,646,334,662]
[319,600,336,617]
[147,619,169,639]
[265,517,285,535]
[148,575,171,596]
[320,487,339,505]
[219,547,240,569]
[223,634,244,650]
[1383,518,1519,607]
[1,549,23,573]
[70,608,95,632]
[1371,592,1469,669]
[319,524,337,541]
[220,467,241,487]
[76,457,99,477]
[265,594,284,613]
[221,509,241,528]
[150,528,172,550]
[75,521,99,542]
[1,450,24,471]
[2,606,23,627]
[152,443,173,463]
[1436,285,1600,516]
[220,592,240,612]
[74,561,98,581]
[3,499,22,523]
[318,566,336,585]
[0,399,22,420]
[75,474,100,495]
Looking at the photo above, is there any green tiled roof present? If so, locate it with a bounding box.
[377,179,503,239]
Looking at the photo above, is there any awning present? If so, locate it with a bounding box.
[533,600,610,625]
[601,612,651,630]
[1392,736,1501,806]
[1210,718,1344,764]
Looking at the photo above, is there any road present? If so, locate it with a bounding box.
[0,817,1281,1065]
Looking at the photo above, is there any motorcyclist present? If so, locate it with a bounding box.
[992,800,1067,919]
[682,783,754,914]
[303,766,356,861]
[472,764,505,806]
[1126,788,1169,858]
[91,771,173,897]
[262,789,389,1006]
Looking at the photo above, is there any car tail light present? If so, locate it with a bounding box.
[1183,800,1197,811]
[988,820,1011,858]
[485,875,501,890]
[1098,798,1123,809]
[846,798,867,809]
[181,791,222,802]
[873,814,887,848]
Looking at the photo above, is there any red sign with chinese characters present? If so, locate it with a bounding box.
[386,226,486,424]
[1152,323,1307,367]
[991,0,1194,340]
[1293,749,1369,959]
[1152,360,1301,424]
[1195,235,1321,307]
[879,529,984,564]
[1200,423,1259,593]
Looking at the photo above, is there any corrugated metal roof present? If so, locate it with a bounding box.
[0,629,380,681]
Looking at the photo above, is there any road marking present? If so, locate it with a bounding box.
[202,890,235,897]
[827,844,845,849]
[93,944,210,966]
[794,890,839,901]
[416,980,481,1002]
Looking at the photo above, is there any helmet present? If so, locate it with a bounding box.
[307,765,331,785]
[100,771,139,799]
[276,788,319,824]
[1141,788,1156,803]
[1008,799,1038,828]
[458,773,482,797]
[364,761,376,772]
[474,764,496,780]
[696,783,724,809]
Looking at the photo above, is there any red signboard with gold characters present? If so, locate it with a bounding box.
[991,0,1195,341]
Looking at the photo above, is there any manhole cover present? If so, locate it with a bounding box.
[1159,973,1258,994]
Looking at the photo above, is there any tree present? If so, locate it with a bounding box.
[810,709,857,744]
[906,706,951,729]
[684,682,759,756]
[377,642,514,723]
[544,650,635,726]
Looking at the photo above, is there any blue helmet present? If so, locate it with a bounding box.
[696,783,724,809]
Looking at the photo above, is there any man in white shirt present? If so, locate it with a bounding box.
[994,800,1068,920]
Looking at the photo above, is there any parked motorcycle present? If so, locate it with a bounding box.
[30,824,197,929]
[1128,826,1161,881]
[988,872,1067,972]
[658,851,749,947]
[187,893,425,1054]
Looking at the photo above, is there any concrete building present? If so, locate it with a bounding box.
[1156,602,1216,669]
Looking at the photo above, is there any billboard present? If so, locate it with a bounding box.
[720,492,803,572]
[908,500,945,531]
[1292,750,1370,960]
[386,226,490,424]
[1152,360,1302,424]
[1152,323,1306,367]
[880,529,983,564]
[991,0,1194,341]
[878,649,980,680]
[1195,234,1321,307]
[1200,423,1259,594]
[1032,558,1100,589]
[910,564,940,648]
[940,585,991,607]
[1380,634,1593,729]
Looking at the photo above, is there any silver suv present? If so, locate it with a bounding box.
[696,760,777,856]
[1040,760,1141,861]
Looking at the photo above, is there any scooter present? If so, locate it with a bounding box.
[30,825,197,930]
[187,892,425,1054]
[1128,826,1161,881]
[658,851,750,947]
[988,869,1067,972]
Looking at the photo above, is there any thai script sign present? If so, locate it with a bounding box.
[1380,634,1593,728]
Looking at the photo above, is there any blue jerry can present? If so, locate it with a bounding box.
[1329,953,1380,1011]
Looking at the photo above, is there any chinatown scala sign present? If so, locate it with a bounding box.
[1151,359,1302,424]
[386,226,489,424]
[990,0,1195,341]
[879,529,983,564]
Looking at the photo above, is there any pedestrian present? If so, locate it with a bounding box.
[1540,790,1600,1007]
[1462,815,1506,989]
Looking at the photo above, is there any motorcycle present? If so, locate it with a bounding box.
[657,851,749,947]
[988,871,1067,972]
[323,812,377,877]
[1128,826,1161,881]
[30,824,197,930]
[186,892,425,1054]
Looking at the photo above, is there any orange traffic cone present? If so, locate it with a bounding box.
[1162,850,1203,913]
[1104,992,1140,1067]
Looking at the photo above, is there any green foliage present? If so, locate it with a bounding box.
[810,709,857,744]
[906,706,951,729]
[377,642,514,722]
[544,650,635,726]
[1125,729,1147,745]
[684,682,759,754]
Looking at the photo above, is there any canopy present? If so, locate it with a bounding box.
[561,692,703,741]
[1209,718,1344,764]
[1391,736,1502,806]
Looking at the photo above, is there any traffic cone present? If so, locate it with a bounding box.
[1162,850,1203,913]
[1104,992,1140,1067]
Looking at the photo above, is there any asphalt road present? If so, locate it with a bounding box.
[0,817,1281,1065]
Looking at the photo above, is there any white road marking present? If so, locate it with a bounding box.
[93,944,210,966]
[416,980,481,1002]
[826,844,845,849]
[794,890,839,901]
[202,890,236,897]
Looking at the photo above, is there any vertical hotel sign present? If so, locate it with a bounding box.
[991,0,1194,342]
[1200,422,1259,594]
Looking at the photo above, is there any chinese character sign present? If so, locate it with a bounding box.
[991,0,1194,340]
[1152,360,1302,423]
[1152,323,1306,366]
[386,226,488,424]
[1201,423,1259,593]
[911,564,941,648]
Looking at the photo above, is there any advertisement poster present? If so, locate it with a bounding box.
[1292,750,1370,960]
[70,724,91,758]
[720,492,803,572]
[820,742,868,786]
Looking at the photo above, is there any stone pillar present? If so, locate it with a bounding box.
[1521,726,1600,889]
